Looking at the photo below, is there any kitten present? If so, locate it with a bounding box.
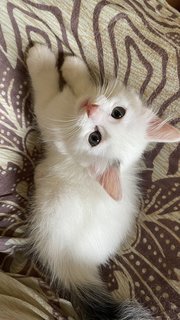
[26,44,180,320]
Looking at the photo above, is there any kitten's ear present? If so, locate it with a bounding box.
[147,116,180,143]
[97,165,122,201]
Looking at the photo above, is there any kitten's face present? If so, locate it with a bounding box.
[64,86,151,171]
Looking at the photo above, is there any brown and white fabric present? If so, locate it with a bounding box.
[0,1,179,319]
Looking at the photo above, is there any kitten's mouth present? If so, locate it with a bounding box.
[80,100,99,117]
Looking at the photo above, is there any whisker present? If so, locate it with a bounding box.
[105,78,119,99]
[43,126,81,143]
[48,117,77,123]
[40,122,79,132]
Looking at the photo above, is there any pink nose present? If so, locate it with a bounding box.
[85,104,98,117]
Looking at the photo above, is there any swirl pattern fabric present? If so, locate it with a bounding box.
[0,1,179,319]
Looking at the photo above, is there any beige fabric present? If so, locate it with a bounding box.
[0,272,55,320]
[0,1,179,319]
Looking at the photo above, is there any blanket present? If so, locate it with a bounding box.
[0,1,179,319]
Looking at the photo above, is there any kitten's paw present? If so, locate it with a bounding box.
[61,55,88,84]
[26,43,56,75]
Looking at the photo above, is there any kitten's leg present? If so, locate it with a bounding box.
[26,44,59,107]
[61,56,93,97]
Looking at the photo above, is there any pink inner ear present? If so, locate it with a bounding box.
[97,166,122,201]
[147,117,180,142]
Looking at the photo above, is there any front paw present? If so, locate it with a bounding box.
[61,55,88,84]
[26,43,56,75]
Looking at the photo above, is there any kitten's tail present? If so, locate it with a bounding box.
[71,283,153,320]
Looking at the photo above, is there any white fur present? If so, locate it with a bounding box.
[26,44,179,290]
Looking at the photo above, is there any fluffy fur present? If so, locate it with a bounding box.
[26,44,180,320]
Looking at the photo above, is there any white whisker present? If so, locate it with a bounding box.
[48,117,77,123]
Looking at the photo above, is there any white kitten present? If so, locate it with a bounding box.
[26,44,180,320]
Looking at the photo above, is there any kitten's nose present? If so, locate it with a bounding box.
[85,104,98,117]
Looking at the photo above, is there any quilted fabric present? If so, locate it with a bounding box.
[0,1,179,319]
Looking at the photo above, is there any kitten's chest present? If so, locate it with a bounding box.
[34,163,138,265]
[58,178,136,255]
[59,188,135,265]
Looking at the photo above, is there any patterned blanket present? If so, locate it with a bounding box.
[0,1,179,319]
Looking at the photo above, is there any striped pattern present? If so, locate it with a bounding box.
[0,1,179,319]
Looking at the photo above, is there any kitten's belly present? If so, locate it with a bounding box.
[32,174,137,267]
[66,199,135,265]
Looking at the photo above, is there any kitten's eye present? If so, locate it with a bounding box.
[111,106,126,119]
[88,130,101,147]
